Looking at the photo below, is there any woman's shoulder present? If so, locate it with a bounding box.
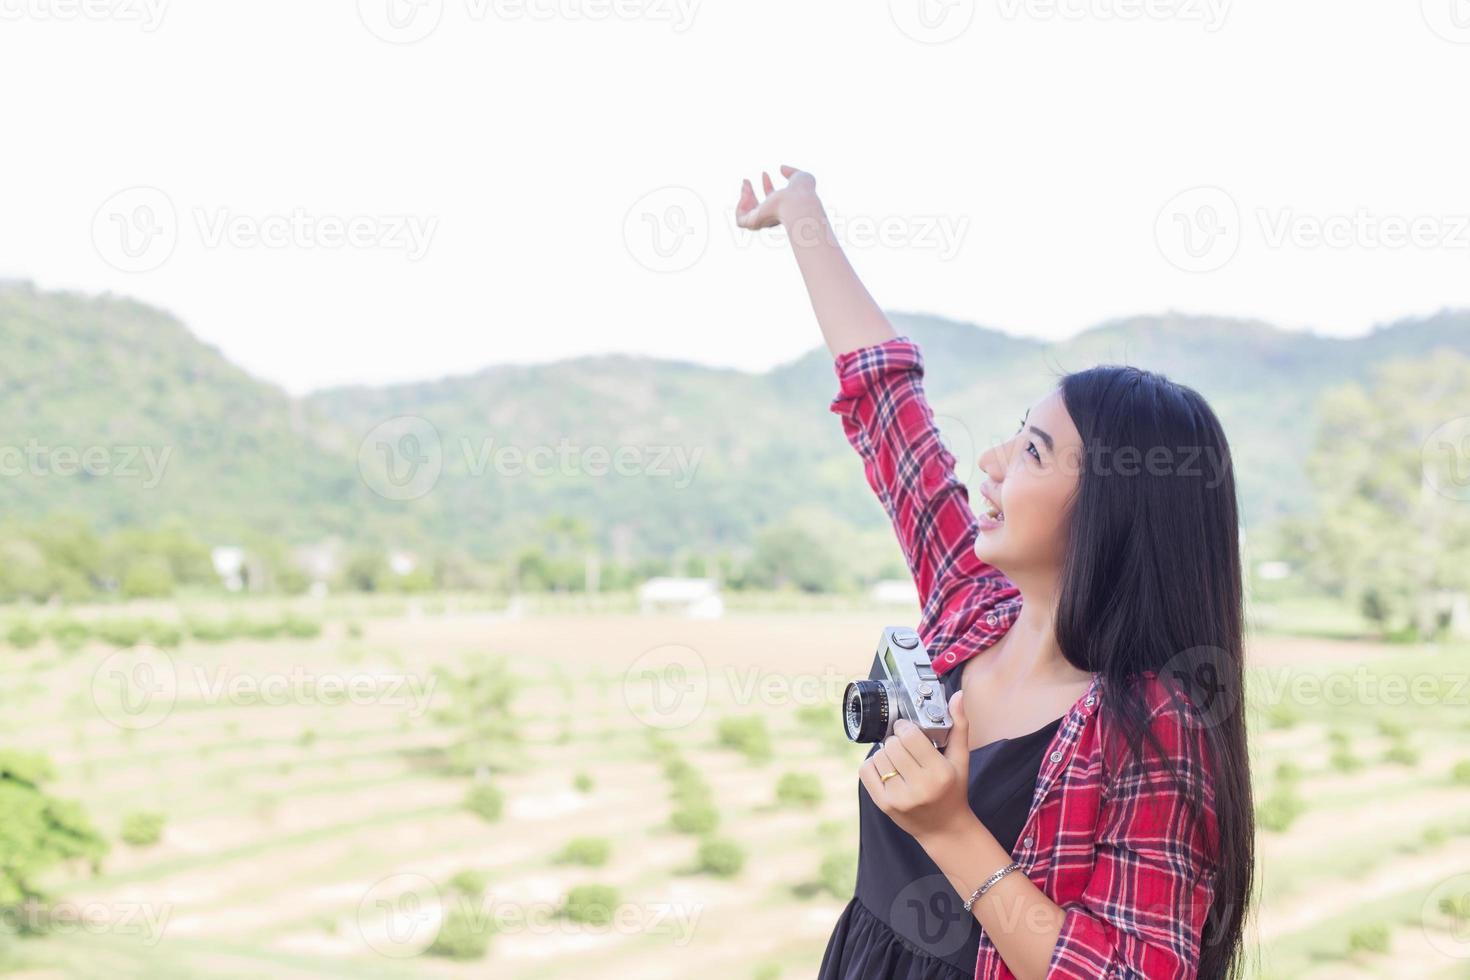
[1090,670,1217,779]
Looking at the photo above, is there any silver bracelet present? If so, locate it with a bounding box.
[962,861,1021,912]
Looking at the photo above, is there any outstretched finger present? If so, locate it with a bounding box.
[762,171,775,195]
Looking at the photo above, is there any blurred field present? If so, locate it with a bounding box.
[2,598,1469,979]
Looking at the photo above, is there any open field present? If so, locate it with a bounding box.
[2,598,1469,978]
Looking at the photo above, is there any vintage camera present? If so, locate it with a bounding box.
[843,626,953,749]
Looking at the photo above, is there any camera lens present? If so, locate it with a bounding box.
[843,679,890,743]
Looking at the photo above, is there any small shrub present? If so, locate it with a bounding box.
[717,715,772,763]
[664,757,697,781]
[1375,717,1407,738]
[1274,761,1302,783]
[775,772,824,808]
[556,837,612,866]
[185,618,232,643]
[1451,760,1470,785]
[697,837,746,878]
[670,800,719,835]
[427,904,492,960]
[1383,742,1419,767]
[563,884,620,926]
[1346,923,1389,955]
[464,784,504,823]
[573,770,594,793]
[1256,789,1305,833]
[752,964,782,980]
[145,621,183,648]
[796,704,830,729]
[48,619,90,652]
[1263,700,1300,730]
[6,621,42,649]
[280,614,322,639]
[448,869,490,897]
[120,811,166,847]
[1329,750,1363,773]
[94,619,147,648]
[819,849,857,898]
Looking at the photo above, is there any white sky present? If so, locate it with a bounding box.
[2,0,1468,394]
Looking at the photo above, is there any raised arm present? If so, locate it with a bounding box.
[736,167,1020,653]
[735,167,895,357]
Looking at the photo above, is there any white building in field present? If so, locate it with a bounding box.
[638,577,724,619]
[869,578,920,607]
[211,546,246,592]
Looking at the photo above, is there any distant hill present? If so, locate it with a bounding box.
[3,281,1467,559]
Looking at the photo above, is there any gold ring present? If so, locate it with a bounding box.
[879,769,900,783]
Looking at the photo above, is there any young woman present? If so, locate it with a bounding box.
[735,167,1254,980]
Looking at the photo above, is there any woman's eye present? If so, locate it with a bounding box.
[1026,441,1041,462]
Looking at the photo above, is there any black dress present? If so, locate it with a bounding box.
[818,666,1063,980]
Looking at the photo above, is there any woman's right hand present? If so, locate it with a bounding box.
[735,165,819,230]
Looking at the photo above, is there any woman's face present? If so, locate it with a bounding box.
[972,387,1084,580]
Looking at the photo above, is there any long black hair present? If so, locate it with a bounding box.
[1054,365,1254,979]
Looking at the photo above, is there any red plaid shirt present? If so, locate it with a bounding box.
[832,337,1219,980]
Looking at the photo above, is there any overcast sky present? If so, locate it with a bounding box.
[3,0,1468,393]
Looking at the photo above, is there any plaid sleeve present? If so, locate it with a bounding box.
[830,336,1019,645]
[1046,696,1219,979]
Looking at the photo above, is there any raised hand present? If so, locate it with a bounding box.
[735,164,818,231]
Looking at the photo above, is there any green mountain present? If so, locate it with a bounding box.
[2,281,1467,560]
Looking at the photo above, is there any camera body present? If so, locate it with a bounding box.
[843,626,953,749]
